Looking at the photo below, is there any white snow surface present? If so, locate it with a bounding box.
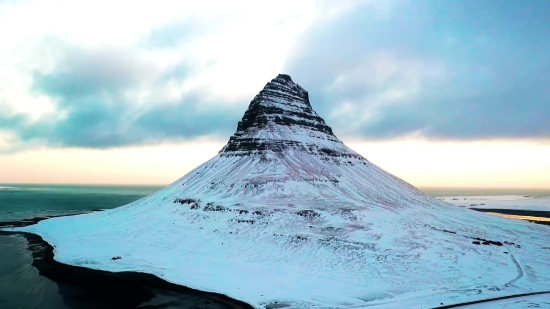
[10,153,550,308]
[442,195,550,211]
[454,294,550,308]
[6,75,550,308]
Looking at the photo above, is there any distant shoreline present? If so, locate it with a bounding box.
[0,214,253,309]
[471,208,550,226]
[419,187,550,197]
[2,183,549,196]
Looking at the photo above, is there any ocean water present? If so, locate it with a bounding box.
[0,184,163,221]
[0,184,161,309]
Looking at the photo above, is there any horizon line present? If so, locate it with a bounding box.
[1,182,550,190]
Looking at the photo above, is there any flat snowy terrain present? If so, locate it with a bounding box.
[441,195,550,211]
[5,75,550,308]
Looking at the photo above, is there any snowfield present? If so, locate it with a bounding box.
[5,75,550,308]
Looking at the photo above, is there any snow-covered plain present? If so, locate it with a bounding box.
[5,75,550,308]
[441,195,550,211]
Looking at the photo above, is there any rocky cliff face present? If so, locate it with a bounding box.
[220,74,361,161]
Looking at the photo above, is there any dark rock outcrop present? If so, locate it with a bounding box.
[219,74,363,161]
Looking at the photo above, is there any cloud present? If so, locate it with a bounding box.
[140,18,220,49]
[283,0,550,141]
[34,47,154,98]
[0,45,243,150]
[1,0,549,154]
[0,0,333,152]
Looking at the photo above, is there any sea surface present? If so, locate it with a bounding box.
[0,184,163,221]
[0,184,160,309]
[1,183,549,308]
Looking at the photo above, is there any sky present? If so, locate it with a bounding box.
[0,0,549,188]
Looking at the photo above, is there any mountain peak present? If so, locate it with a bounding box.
[220,74,349,157]
[275,73,293,82]
[260,73,310,108]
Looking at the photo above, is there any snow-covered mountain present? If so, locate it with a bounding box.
[172,73,425,209]
[9,75,550,308]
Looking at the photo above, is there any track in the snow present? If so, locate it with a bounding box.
[508,251,524,286]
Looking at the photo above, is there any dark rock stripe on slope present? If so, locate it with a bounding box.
[220,74,361,161]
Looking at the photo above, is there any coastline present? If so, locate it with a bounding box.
[471,208,550,226]
[0,214,253,309]
[2,205,548,308]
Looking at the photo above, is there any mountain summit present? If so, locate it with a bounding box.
[12,75,550,309]
[221,73,341,156]
[182,74,416,205]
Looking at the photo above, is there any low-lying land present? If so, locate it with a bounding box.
[441,195,550,211]
[442,195,550,226]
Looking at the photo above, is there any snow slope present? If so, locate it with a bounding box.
[6,75,550,308]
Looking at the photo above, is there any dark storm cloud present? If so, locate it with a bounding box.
[1,46,241,149]
[283,0,550,140]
